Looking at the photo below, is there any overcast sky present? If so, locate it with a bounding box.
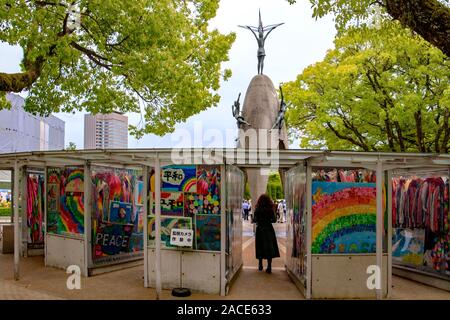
[0,0,336,149]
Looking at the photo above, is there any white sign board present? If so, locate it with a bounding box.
[170,228,194,247]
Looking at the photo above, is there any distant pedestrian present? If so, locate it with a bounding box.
[242,200,250,221]
[254,194,280,274]
[277,200,283,223]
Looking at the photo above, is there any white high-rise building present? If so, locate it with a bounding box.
[84,112,128,149]
[0,93,65,153]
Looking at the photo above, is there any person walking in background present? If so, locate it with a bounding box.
[277,200,284,223]
[253,194,280,274]
[242,200,250,221]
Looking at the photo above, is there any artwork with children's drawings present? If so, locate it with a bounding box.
[195,166,221,214]
[162,165,197,192]
[312,181,377,254]
[195,214,221,251]
[392,228,425,266]
[46,167,85,236]
[152,192,184,216]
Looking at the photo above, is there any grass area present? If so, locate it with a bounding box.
[0,207,11,217]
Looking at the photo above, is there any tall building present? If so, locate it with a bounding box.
[0,93,65,153]
[84,112,128,149]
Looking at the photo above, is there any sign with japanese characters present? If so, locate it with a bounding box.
[170,228,194,247]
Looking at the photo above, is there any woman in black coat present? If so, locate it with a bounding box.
[253,194,280,273]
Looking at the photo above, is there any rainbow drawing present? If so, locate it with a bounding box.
[312,181,378,254]
[59,194,84,234]
[64,168,84,193]
[162,165,197,192]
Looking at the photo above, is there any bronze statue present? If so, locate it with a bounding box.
[232,92,251,128]
[271,85,289,133]
[239,10,284,75]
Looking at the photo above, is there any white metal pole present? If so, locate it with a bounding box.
[306,162,312,299]
[154,156,162,299]
[83,162,91,277]
[387,169,392,298]
[13,160,20,280]
[220,164,226,296]
[142,165,149,288]
[376,160,383,300]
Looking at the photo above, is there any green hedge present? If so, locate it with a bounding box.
[0,207,11,217]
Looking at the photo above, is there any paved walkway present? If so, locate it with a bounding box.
[0,221,448,300]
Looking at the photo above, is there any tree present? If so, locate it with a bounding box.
[284,21,450,153]
[0,0,235,137]
[266,172,283,200]
[287,0,450,56]
[244,182,251,200]
[66,141,77,150]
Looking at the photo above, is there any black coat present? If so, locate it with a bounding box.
[254,206,280,259]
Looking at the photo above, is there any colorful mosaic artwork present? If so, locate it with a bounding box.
[46,167,85,236]
[196,166,221,214]
[58,194,85,235]
[91,167,143,263]
[195,214,221,251]
[312,181,377,254]
[64,168,84,193]
[184,193,220,215]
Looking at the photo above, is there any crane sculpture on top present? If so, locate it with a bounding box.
[239,10,284,75]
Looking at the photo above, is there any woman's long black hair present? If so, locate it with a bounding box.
[255,194,274,211]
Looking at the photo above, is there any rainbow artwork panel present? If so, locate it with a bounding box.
[162,165,197,192]
[47,167,85,236]
[64,168,84,193]
[312,181,377,254]
[58,194,85,235]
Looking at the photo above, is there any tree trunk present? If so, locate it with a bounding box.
[441,108,450,153]
[0,56,44,92]
[414,110,426,152]
[385,0,450,56]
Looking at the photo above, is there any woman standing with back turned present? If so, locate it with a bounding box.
[254,194,280,273]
